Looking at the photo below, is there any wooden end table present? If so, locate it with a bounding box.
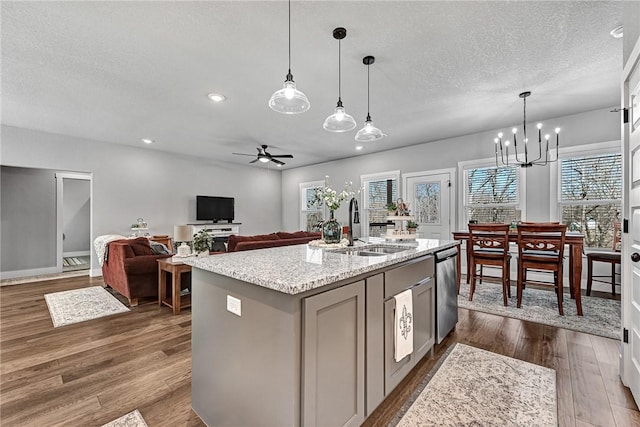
[158,257,192,315]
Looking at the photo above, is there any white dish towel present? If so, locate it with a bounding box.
[394,289,414,362]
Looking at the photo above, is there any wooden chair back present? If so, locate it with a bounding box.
[613,221,621,252]
[516,223,567,263]
[468,223,510,258]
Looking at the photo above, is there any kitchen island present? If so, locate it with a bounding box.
[185,238,458,427]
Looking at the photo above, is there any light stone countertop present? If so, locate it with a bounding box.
[183,238,458,295]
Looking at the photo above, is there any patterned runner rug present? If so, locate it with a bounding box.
[101,409,148,427]
[44,286,129,328]
[458,281,621,340]
[393,343,557,426]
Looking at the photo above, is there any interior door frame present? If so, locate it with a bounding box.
[55,172,93,274]
[402,168,456,238]
[621,35,640,402]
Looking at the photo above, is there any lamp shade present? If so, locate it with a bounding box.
[355,119,386,142]
[174,225,193,242]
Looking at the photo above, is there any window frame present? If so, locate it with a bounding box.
[457,157,526,228]
[299,180,326,231]
[360,170,400,238]
[550,140,622,248]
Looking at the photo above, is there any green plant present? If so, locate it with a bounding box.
[192,230,211,253]
[385,202,397,212]
[407,220,419,229]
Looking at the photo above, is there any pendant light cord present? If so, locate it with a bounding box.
[367,63,370,117]
[338,38,342,100]
[288,0,291,72]
[522,95,527,142]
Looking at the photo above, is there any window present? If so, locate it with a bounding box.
[558,152,622,248]
[361,171,399,238]
[300,181,325,232]
[463,165,521,224]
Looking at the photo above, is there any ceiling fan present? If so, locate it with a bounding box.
[232,144,293,166]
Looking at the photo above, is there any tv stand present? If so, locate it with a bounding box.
[190,222,241,238]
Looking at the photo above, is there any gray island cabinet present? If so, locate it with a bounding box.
[186,239,456,427]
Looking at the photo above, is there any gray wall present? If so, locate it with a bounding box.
[1,125,283,276]
[63,178,90,254]
[1,166,57,271]
[281,107,621,232]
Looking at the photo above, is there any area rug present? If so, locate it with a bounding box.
[44,286,129,328]
[392,343,557,426]
[458,281,621,340]
[101,409,148,427]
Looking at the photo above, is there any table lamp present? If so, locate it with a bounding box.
[174,225,194,256]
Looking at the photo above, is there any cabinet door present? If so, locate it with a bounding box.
[383,279,435,395]
[412,278,435,361]
[303,281,365,427]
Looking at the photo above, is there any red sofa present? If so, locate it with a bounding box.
[227,231,321,252]
[102,237,174,306]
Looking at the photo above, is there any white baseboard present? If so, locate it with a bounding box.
[90,268,102,277]
[63,251,91,258]
[0,266,60,280]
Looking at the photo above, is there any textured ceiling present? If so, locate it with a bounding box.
[1,1,624,169]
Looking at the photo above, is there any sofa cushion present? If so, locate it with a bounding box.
[276,231,309,239]
[227,233,280,252]
[129,237,153,256]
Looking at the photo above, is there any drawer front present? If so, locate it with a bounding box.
[384,256,434,299]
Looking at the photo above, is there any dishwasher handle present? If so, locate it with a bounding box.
[435,247,458,262]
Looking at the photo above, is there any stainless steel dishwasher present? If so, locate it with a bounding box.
[435,246,459,343]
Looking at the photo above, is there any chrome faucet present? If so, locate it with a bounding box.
[348,197,360,246]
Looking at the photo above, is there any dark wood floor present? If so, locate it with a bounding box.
[1,276,638,426]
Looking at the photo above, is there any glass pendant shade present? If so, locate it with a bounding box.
[323,102,356,132]
[269,76,310,114]
[355,118,386,142]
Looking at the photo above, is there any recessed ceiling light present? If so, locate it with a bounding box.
[355,145,363,150]
[208,93,226,102]
[610,25,623,39]
[141,138,154,144]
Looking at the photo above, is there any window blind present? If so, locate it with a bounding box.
[559,152,622,248]
[465,166,519,223]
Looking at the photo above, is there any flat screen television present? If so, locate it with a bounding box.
[196,196,235,222]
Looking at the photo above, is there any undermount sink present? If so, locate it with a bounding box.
[330,245,411,257]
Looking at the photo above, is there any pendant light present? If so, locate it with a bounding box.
[355,55,386,142]
[268,0,310,114]
[323,27,356,132]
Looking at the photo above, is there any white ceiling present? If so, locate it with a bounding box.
[1,1,624,169]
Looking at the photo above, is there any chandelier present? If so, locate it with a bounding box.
[494,91,560,168]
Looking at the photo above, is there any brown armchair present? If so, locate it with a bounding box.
[101,237,173,306]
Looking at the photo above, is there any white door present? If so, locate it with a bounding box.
[403,170,454,239]
[623,40,640,407]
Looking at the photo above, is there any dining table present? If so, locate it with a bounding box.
[452,229,585,316]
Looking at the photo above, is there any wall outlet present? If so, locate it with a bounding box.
[226,295,241,317]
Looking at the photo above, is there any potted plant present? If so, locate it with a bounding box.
[385,202,397,215]
[407,220,419,234]
[193,230,211,256]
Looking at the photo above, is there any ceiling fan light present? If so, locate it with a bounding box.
[323,106,357,132]
[355,120,386,142]
[258,157,270,163]
[269,79,310,114]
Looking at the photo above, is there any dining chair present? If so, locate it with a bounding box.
[586,221,621,296]
[516,223,567,315]
[468,223,511,306]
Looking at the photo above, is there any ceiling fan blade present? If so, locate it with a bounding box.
[232,153,255,156]
[269,154,294,158]
[271,158,285,166]
[249,159,258,164]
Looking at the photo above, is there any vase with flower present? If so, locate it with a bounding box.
[309,179,355,244]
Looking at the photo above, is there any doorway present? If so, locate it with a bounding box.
[56,173,92,274]
[403,169,456,239]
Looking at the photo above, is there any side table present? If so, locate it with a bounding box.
[158,257,192,315]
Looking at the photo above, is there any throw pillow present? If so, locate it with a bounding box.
[130,237,153,256]
[149,241,171,255]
